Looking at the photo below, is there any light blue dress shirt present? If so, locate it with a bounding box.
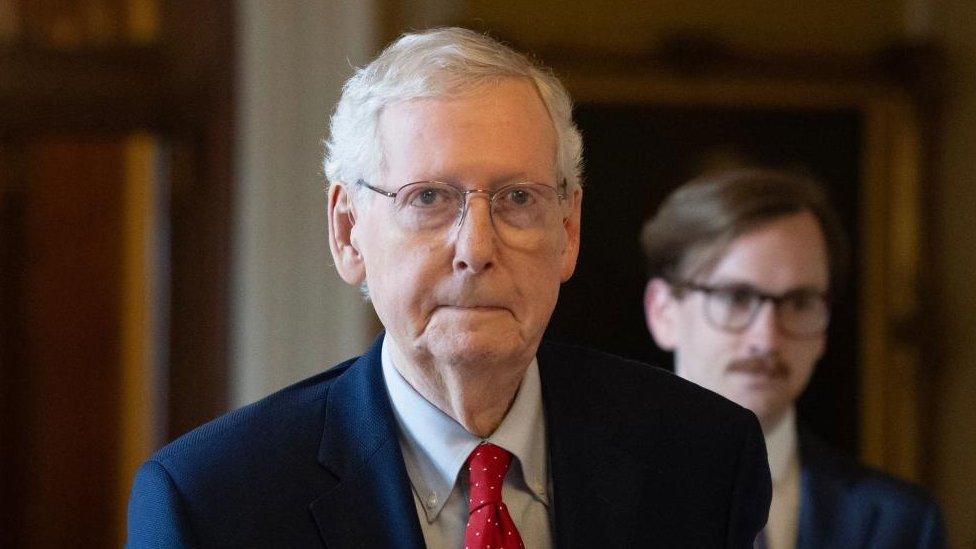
[381,337,552,548]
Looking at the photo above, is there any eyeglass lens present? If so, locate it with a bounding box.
[703,286,829,337]
[390,181,564,243]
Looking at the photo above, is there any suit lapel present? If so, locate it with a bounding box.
[797,433,877,549]
[309,335,425,549]
[538,343,648,546]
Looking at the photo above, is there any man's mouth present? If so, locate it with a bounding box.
[438,304,507,312]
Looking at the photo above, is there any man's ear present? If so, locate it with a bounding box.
[559,185,583,282]
[644,277,678,351]
[327,182,366,286]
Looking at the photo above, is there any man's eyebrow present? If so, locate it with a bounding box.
[703,277,758,287]
[706,278,828,294]
[414,173,540,188]
[702,280,762,292]
[493,173,538,186]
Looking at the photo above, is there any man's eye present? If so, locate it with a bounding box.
[786,292,821,311]
[407,187,451,208]
[501,187,536,206]
[717,289,755,309]
[418,189,438,205]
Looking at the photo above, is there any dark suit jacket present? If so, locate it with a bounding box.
[127,336,771,548]
[797,433,946,549]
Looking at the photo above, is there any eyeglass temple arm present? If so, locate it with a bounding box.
[356,179,397,198]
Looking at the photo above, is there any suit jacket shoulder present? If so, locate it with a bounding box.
[798,432,947,549]
[539,341,764,425]
[128,335,427,549]
[127,358,356,547]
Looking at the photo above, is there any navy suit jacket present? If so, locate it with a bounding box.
[797,433,946,549]
[127,336,771,548]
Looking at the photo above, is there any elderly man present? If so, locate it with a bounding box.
[127,28,770,548]
[642,169,946,549]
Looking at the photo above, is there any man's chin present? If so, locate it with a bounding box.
[422,324,534,365]
[730,393,788,427]
[427,335,517,363]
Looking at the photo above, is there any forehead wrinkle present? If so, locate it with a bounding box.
[376,99,467,186]
[376,86,557,189]
[375,101,429,185]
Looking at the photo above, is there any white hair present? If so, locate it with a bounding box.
[323,27,583,194]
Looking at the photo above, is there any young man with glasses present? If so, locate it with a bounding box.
[642,169,945,549]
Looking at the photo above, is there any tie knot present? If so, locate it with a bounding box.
[466,443,512,510]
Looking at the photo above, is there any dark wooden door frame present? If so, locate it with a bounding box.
[0,0,237,446]
[542,47,937,484]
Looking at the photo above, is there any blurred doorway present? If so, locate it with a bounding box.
[545,59,929,484]
[0,1,235,545]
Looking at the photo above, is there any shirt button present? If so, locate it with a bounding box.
[426,493,437,508]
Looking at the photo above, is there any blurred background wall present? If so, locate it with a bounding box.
[1,1,973,546]
[233,0,376,408]
[931,0,976,545]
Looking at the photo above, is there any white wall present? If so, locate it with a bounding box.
[234,1,379,405]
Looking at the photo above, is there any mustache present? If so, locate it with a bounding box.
[727,356,789,379]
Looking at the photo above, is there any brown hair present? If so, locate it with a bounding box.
[640,168,850,293]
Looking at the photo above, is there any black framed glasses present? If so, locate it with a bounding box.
[356,179,568,236]
[672,280,830,339]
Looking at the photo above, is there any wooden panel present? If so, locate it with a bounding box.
[0,45,170,133]
[16,138,126,547]
[0,135,163,547]
[16,0,131,46]
[463,0,902,58]
[161,0,235,438]
[117,134,161,545]
[0,1,234,543]
[859,95,925,481]
[0,141,31,548]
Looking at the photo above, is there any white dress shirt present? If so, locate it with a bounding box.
[763,407,801,549]
[381,337,553,548]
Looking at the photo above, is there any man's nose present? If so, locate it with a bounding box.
[745,301,781,355]
[452,194,496,273]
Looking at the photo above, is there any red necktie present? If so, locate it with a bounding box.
[464,443,524,549]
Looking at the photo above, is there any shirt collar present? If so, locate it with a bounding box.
[381,336,549,522]
[763,406,798,484]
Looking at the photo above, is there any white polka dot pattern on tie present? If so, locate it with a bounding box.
[463,443,524,549]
